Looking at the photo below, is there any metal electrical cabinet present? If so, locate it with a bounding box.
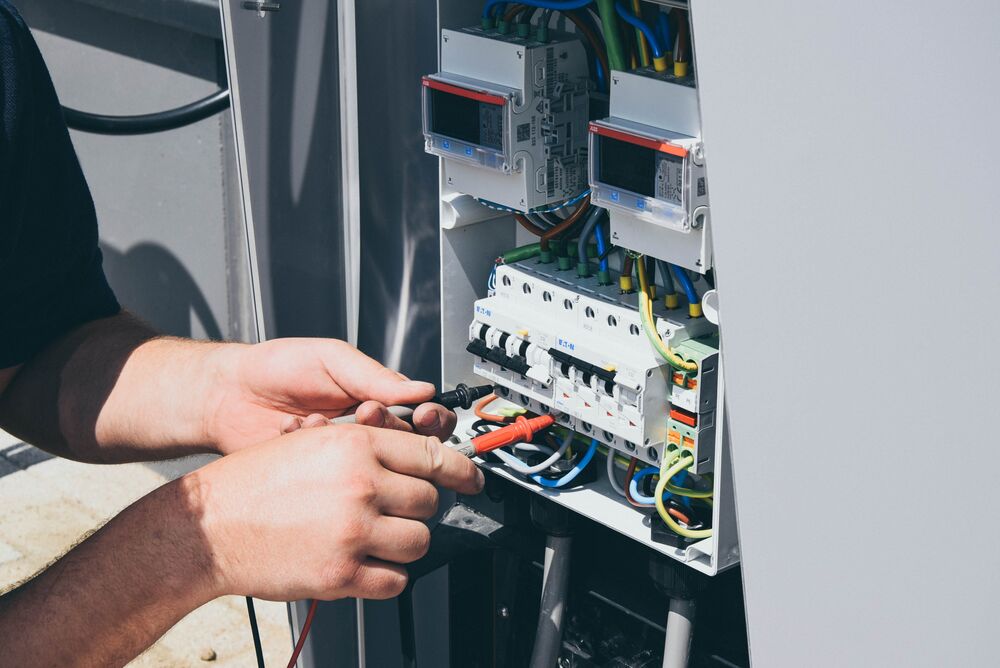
[221,1,1000,667]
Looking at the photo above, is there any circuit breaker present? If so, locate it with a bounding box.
[591,71,712,273]
[468,261,719,474]
[422,26,591,211]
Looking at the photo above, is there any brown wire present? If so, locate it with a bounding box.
[515,214,548,238]
[540,195,591,251]
[513,195,591,252]
[622,255,634,283]
[624,457,649,507]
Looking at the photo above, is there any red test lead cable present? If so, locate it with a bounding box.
[451,414,556,457]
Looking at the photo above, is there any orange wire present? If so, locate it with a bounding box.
[287,599,318,668]
[668,507,692,525]
[474,393,513,423]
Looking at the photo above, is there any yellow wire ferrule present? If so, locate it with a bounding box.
[689,303,703,318]
[664,292,680,310]
[653,55,670,73]
[673,60,689,77]
[619,275,634,293]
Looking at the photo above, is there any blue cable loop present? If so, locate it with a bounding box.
[670,264,699,305]
[614,2,664,59]
[629,467,690,505]
[594,220,609,272]
[530,438,599,488]
[483,0,594,19]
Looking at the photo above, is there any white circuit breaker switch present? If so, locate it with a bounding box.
[422,27,590,212]
[466,262,715,468]
[589,71,712,273]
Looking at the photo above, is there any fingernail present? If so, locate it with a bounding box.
[421,412,441,429]
[475,468,486,490]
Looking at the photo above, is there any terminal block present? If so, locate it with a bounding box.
[422,26,590,212]
[667,410,715,474]
[467,261,716,468]
[589,71,711,273]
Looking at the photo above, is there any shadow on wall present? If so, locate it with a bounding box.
[101,242,223,340]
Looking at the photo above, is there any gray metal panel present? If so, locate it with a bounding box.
[219,1,359,665]
[350,1,453,666]
[20,0,248,343]
[220,0,350,342]
[691,1,1000,665]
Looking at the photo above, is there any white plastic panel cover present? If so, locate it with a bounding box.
[691,1,1000,666]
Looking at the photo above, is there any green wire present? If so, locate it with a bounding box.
[638,291,696,372]
[596,0,628,71]
[501,242,541,263]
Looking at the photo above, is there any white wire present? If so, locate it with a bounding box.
[606,450,628,497]
[514,443,557,456]
[494,431,573,475]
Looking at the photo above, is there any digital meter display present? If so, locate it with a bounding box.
[429,87,504,151]
[598,134,684,206]
[598,134,656,197]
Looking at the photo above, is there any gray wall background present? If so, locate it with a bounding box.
[17,0,250,343]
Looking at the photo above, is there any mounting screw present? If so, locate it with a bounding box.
[497,605,511,618]
[692,144,705,166]
[242,0,280,17]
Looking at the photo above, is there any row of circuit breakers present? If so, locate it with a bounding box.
[422,22,720,501]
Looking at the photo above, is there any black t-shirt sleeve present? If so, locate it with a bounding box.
[0,1,120,369]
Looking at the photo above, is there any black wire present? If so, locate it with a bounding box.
[62,88,230,135]
[245,596,266,668]
[597,243,617,263]
[398,587,418,668]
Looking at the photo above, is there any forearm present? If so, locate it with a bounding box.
[0,476,221,668]
[0,312,231,463]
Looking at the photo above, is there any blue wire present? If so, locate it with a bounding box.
[629,467,690,506]
[594,220,609,272]
[656,12,672,55]
[483,0,594,19]
[670,264,699,305]
[594,55,606,92]
[614,2,664,59]
[530,438,599,488]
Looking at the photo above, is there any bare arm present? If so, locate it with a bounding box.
[0,312,223,463]
[0,473,220,667]
[0,312,457,465]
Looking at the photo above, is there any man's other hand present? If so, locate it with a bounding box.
[203,339,457,455]
[189,424,484,601]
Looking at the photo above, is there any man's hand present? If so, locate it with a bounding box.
[204,339,457,455]
[195,424,483,601]
[0,424,483,667]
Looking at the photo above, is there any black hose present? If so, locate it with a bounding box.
[62,88,230,135]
